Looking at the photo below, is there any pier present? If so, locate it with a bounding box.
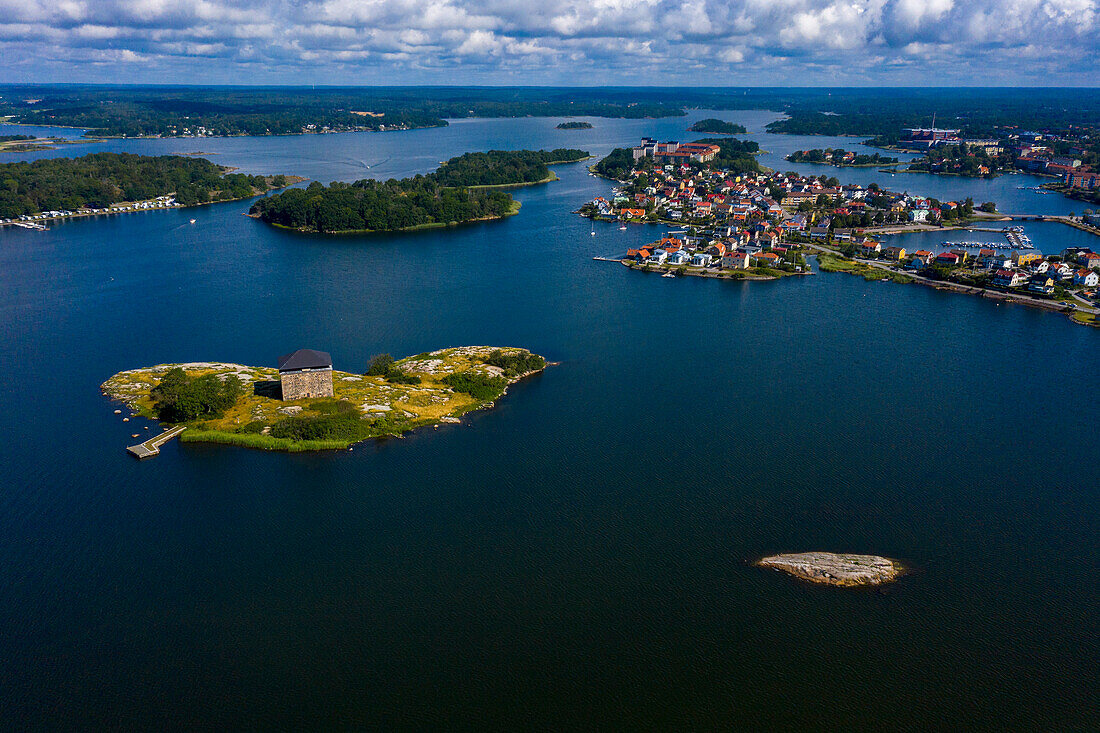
[127,425,186,459]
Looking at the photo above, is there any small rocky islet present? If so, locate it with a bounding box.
[756,552,904,587]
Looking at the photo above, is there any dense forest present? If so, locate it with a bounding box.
[0,152,287,217]
[431,149,587,186]
[0,87,686,138]
[786,148,898,166]
[593,137,760,180]
[766,89,1100,141]
[250,148,587,233]
[4,86,1097,140]
[556,122,592,129]
[688,119,747,134]
[249,178,515,233]
[0,134,34,143]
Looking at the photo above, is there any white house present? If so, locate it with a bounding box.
[1074,269,1099,287]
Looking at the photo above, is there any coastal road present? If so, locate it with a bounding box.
[805,243,1100,316]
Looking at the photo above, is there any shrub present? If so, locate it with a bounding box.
[442,371,507,400]
[484,350,545,378]
[152,368,243,423]
[366,353,422,384]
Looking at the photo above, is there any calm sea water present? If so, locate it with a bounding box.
[1,111,1097,730]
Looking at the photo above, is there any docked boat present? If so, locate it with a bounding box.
[662,271,676,278]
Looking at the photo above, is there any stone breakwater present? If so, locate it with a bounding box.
[756,552,903,587]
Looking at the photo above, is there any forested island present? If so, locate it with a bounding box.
[0,152,300,218]
[786,148,899,167]
[556,121,593,129]
[250,148,589,233]
[593,137,760,180]
[688,119,746,134]
[102,347,547,452]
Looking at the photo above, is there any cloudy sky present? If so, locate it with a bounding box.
[1,0,1097,86]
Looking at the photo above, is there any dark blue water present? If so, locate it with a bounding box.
[1,112,1098,730]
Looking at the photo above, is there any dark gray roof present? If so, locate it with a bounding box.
[278,349,332,371]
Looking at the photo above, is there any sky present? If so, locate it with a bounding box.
[0,0,1097,86]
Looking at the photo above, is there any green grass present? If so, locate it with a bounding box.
[818,252,912,282]
[180,429,354,451]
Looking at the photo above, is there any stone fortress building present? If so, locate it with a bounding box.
[277,349,334,400]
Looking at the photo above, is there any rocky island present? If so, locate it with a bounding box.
[556,121,593,129]
[756,552,904,587]
[102,346,546,453]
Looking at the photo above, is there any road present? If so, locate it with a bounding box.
[805,243,1100,315]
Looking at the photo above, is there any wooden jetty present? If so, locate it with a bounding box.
[127,425,186,459]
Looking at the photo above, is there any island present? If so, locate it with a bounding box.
[756,552,904,587]
[786,148,899,167]
[688,118,746,134]
[250,148,589,234]
[556,121,593,130]
[0,152,303,222]
[102,346,547,453]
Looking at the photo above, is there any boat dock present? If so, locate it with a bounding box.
[127,425,186,459]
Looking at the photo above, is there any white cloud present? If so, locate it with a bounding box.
[0,0,1096,83]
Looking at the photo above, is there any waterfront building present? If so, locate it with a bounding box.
[278,349,334,400]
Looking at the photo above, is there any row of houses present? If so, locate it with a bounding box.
[626,232,803,272]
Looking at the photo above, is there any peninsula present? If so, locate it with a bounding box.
[0,152,303,222]
[251,148,588,234]
[102,346,547,452]
[756,552,904,587]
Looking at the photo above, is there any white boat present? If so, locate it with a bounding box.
[662,271,676,278]
[189,219,196,224]
[619,224,627,231]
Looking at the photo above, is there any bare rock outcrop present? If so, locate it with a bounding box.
[756,552,903,587]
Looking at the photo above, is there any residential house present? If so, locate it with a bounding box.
[1013,252,1042,268]
[692,253,713,267]
[992,269,1027,288]
[721,250,750,269]
[1027,274,1055,295]
[860,240,882,256]
[752,252,781,268]
[935,252,961,267]
[883,246,906,261]
[1074,269,1100,287]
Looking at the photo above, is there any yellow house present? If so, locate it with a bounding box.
[1013,252,1041,267]
[883,246,906,261]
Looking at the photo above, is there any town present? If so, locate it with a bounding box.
[884,126,1100,191]
[585,138,1100,322]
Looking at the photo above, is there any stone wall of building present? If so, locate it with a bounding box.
[280,368,334,400]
